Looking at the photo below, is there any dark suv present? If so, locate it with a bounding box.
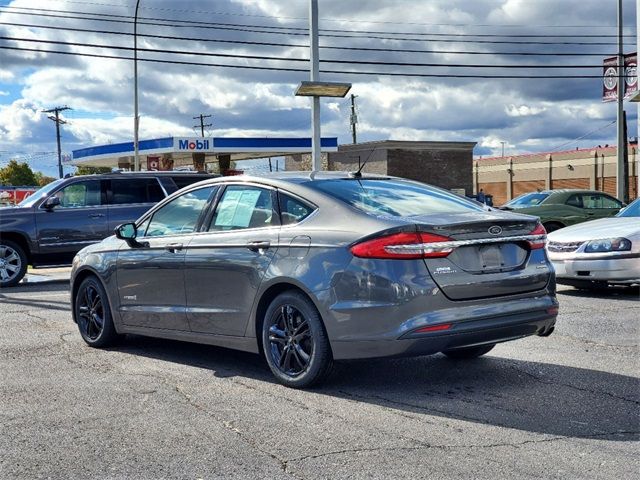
[0,171,214,287]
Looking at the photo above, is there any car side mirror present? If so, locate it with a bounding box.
[115,222,147,248]
[43,196,60,210]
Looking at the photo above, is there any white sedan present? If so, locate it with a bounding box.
[546,198,640,288]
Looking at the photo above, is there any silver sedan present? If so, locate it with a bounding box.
[546,198,640,288]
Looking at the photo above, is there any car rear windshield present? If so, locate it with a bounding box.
[504,192,549,208]
[310,179,484,217]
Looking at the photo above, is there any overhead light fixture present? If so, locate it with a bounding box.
[295,81,352,98]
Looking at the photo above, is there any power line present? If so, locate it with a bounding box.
[0,44,616,79]
[0,7,632,45]
[47,0,639,29]
[0,35,615,69]
[0,20,618,57]
[3,3,637,36]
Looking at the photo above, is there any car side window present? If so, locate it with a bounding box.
[565,194,583,208]
[144,186,216,237]
[279,193,315,225]
[593,194,622,209]
[54,180,101,208]
[209,186,274,231]
[583,194,621,209]
[110,178,164,205]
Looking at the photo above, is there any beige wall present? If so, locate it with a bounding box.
[477,147,638,204]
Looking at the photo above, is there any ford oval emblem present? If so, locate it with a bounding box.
[488,225,503,235]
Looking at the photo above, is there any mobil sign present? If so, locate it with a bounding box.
[174,137,215,152]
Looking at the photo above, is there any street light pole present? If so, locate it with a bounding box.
[309,0,321,171]
[133,0,141,171]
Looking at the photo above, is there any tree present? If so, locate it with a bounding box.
[0,160,39,186]
[75,165,112,175]
[34,171,57,187]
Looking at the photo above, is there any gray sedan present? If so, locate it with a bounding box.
[70,172,558,388]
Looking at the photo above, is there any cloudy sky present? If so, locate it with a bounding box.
[0,0,637,177]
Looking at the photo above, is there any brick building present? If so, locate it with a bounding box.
[285,140,477,194]
[475,145,639,205]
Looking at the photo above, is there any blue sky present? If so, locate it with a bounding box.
[0,0,638,177]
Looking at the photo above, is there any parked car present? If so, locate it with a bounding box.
[0,171,214,287]
[70,172,558,388]
[500,189,624,232]
[546,198,640,289]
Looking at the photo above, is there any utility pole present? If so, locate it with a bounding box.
[350,94,358,144]
[42,106,71,179]
[193,114,212,137]
[616,0,626,201]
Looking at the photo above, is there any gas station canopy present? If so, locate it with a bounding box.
[69,136,339,169]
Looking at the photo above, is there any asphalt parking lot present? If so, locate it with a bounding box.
[1,279,638,479]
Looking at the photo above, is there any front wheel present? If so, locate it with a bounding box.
[262,291,333,388]
[74,276,120,348]
[443,344,495,360]
[0,240,28,287]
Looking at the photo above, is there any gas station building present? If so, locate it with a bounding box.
[69,136,339,174]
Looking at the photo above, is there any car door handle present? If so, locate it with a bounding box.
[165,243,183,253]
[89,213,105,218]
[246,241,271,251]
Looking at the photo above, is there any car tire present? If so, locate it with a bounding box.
[0,239,28,287]
[542,222,564,233]
[74,276,120,348]
[262,291,333,388]
[443,344,495,360]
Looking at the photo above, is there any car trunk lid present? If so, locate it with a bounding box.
[410,213,551,300]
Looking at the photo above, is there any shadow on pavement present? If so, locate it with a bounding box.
[0,283,70,311]
[112,335,639,442]
[557,285,639,300]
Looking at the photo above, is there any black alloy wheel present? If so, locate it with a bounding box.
[0,240,28,287]
[262,291,333,388]
[75,276,119,347]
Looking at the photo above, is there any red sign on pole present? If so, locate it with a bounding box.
[602,53,638,102]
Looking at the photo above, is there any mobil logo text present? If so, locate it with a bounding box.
[178,139,211,150]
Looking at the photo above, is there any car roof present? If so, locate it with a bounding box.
[196,170,391,185]
[540,189,607,195]
[63,171,215,180]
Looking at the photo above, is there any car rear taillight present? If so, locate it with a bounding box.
[350,232,454,259]
[527,223,547,250]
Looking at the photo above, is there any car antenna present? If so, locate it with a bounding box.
[349,145,377,178]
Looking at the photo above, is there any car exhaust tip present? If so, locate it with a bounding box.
[538,326,555,337]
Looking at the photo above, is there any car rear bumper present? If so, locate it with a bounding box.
[551,255,640,283]
[329,296,558,360]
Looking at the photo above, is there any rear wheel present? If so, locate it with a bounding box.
[0,240,28,287]
[262,291,333,388]
[443,344,495,359]
[74,276,119,347]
